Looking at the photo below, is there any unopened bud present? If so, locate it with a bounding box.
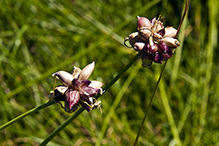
[162,49,173,61]
[137,16,152,29]
[159,41,169,53]
[162,37,180,48]
[164,27,177,38]
[128,32,141,47]
[134,42,145,52]
[146,43,158,53]
[153,52,163,63]
[138,27,152,42]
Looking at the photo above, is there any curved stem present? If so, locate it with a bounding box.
[0,100,56,131]
[133,60,168,146]
[39,53,140,145]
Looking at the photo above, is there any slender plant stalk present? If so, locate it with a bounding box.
[39,53,140,145]
[133,0,191,145]
[133,60,168,146]
[159,79,182,145]
[0,53,139,136]
[96,61,142,146]
[175,0,191,39]
[195,0,216,143]
[0,100,56,131]
[39,107,85,146]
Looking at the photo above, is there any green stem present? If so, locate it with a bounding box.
[39,53,140,145]
[100,53,140,94]
[0,100,56,131]
[133,0,191,145]
[133,60,168,146]
[39,107,85,146]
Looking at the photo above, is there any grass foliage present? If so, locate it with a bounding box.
[0,0,219,145]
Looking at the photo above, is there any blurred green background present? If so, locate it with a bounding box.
[0,0,219,145]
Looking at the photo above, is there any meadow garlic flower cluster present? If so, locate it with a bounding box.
[125,15,180,67]
[49,16,180,112]
[49,62,104,113]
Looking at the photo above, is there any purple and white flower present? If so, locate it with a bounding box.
[49,62,104,113]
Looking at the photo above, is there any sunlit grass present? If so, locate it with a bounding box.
[0,0,219,145]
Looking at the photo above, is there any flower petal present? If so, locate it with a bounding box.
[150,17,156,25]
[80,79,91,87]
[72,66,81,79]
[71,79,81,90]
[152,52,163,63]
[159,41,169,53]
[128,32,141,47]
[79,86,100,99]
[162,37,180,48]
[162,49,173,61]
[156,29,165,37]
[53,86,68,101]
[151,20,164,33]
[89,80,104,89]
[138,27,152,42]
[137,16,152,29]
[52,71,73,87]
[164,27,177,38]
[65,89,80,109]
[79,62,95,80]
[147,43,159,53]
[134,42,145,52]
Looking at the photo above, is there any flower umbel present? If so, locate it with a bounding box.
[49,62,104,113]
[124,15,180,67]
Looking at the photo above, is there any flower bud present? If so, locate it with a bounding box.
[159,41,169,53]
[162,49,173,61]
[134,42,145,52]
[164,27,177,38]
[89,80,104,89]
[138,27,152,42]
[137,16,152,29]
[162,37,180,48]
[128,32,141,47]
[152,52,163,63]
[146,43,158,53]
